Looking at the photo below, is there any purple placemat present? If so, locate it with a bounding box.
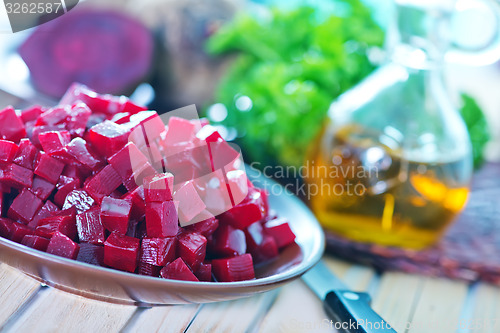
[325,163,500,284]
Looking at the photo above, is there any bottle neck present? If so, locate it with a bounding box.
[386,1,454,69]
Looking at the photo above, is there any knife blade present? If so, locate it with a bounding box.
[302,261,397,333]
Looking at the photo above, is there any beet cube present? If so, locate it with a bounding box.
[84,164,122,202]
[54,176,81,207]
[219,189,266,229]
[123,162,156,192]
[76,242,105,266]
[0,106,26,142]
[62,189,95,213]
[143,173,174,202]
[21,234,50,251]
[0,163,33,189]
[38,130,71,155]
[20,105,44,124]
[100,197,131,234]
[8,189,43,223]
[31,176,56,201]
[34,153,65,184]
[28,200,59,228]
[10,222,34,243]
[66,103,91,137]
[210,224,246,257]
[64,137,105,171]
[122,186,146,220]
[140,237,177,266]
[194,263,212,282]
[264,218,296,249]
[103,233,140,273]
[130,111,166,144]
[108,142,149,180]
[178,232,207,270]
[137,262,162,277]
[244,221,265,251]
[35,106,69,126]
[165,117,197,145]
[185,217,219,238]
[35,214,77,240]
[76,206,105,245]
[212,254,255,282]
[250,235,279,264]
[13,138,39,170]
[160,257,199,282]
[88,120,130,158]
[46,231,80,259]
[0,217,14,238]
[174,181,206,226]
[0,140,18,164]
[145,201,178,237]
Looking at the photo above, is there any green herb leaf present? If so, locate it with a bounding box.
[460,93,490,169]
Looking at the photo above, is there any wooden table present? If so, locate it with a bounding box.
[0,254,497,333]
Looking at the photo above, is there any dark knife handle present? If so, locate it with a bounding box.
[323,291,397,333]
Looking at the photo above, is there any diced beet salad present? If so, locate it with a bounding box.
[0,83,296,282]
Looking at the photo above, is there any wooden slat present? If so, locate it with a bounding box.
[186,291,277,333]
[407,277,468,333]
[371,272,423,332]
[0,264,41,326]
[6,287,136,333]
[469,283,500,333]
[258,257,375,333]
[124,304,200,333]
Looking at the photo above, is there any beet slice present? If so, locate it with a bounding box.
[19,10,154,98]
[103,233,140,273]
[54,176,81,207]
[137,262,162,277]
[84,164,122,202]
[219,188,266,230]
[0,217,14,238]
[61,83,147,116]
[38,130,71,155]
[62,189,95,213]
[209,224,246,258]
[178,232,207,271]
[264,217,296,249]
[145,201,178,238]
[31,176,56,201]
[140,237,177,267]
[143,173,174,202]
[0,107,26,143]
[100,196,132,235]
[64,137,105,172]
[194,263,212,282]
[88,121,130,159]
[34,153,65,184]
[13,139,39,170]
[76,206,105,245]
[0,140,19,165]
[212,254,255,282]
[29,200,59,228]
[76,242,105,266]
[0,163,34,189]
[46,231,80,259]
[21,235,50,251]
[8,189,43,224]
[108,142,149,180]
[10,223,34,243]
[250,235,279,264]
[160,258,199,282]
[185,217,219,238]
[35,214,77,240]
